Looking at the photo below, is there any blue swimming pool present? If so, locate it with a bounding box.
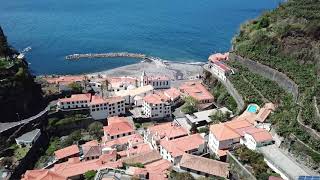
[247,104,258,113]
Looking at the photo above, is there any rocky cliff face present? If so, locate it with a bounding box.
[0,26,44,122]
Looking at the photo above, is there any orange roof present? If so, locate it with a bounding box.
[210,123,241,141]
[256,103,275,123]
[217,149,229,157]
[143,93,164,104]
[22,169,67,180]
[106,76,137,87]
[148,122,188,140]
[104,134,143,147]
[122,150,162,165]
[52,152,121,178]
[90,95,107,105]
[225,119,252,129]
[208,52,229,62]
[54,145,80,160]
[103,116,134,136]
[160,134,204,157]
[145,75,170,81]
[45,75,85,84]
[164,88,181,100]
[146,159,172,180]
[82,140,99,147]
[126,167,148,176]
[117,143,151,157]
[105,96,124,104]
[179,81,214,102]
[179,153,229,178]
[58,93,91,103]
[245,128,273,142]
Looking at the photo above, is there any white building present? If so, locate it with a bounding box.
[208,53,233,81]
[15,129,41,148]
[241,128,273,150]
[140,71,171,89]
[106,76,138,92]
[143,93,171,120]
[159,134,205,165]
[57,94,125,120]
[114,85,154,107]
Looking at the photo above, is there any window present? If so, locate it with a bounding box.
[92,109,95,112]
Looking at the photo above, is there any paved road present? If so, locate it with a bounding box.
[258,144,317,179]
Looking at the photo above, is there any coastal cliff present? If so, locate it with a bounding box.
[231,0,320,169]
[0,26,44,122]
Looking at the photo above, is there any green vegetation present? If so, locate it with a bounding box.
[48,113,89,127]
[84,170,97,180]
[231,0,320,164]
[234,146,280,180]
[210,110,231,123]
[88,121,103,140]
[124,162,145,168]
[68,82,83,93]
[169,171,194,180]
[203,71,237,113]
[181,96,199,114]
[10,144,30,160]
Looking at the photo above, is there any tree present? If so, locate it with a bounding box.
[88,121,103,140]
[170,171,195,180]
[181,96,199,114]
[210,110,230,123]
[84,170,96,180]
[68,82,83,93]
[61,130,81,147]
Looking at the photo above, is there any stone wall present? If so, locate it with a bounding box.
[229,53,299,102]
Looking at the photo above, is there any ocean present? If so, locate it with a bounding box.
[0,0,279,75]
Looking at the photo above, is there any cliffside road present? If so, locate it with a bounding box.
[258,145,318,179]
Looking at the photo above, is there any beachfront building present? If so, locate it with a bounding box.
[144,122,188,151]
[140,71,171,89]
[208,53,234,81]
[103,116,135,141]
[106,76,138,92]
[114,85,154,107]
[15,129,41,148]
[142,93,171,120]
[159,133,205,165]
[178,153,229,179]
[179,81,214,109]
[57,94,125,120]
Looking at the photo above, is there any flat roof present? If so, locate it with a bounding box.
[15,129,40,142]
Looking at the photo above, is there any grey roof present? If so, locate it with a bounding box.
[15,129,40,142]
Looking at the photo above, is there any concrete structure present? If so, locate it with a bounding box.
[144,122,188,151]
[142,93,171,120]
[241,128,273,150]
[178,153,229,179]
[159,134,205,164]
[114,85,154,107]
[141,71,171,89]
[57,94,91,110]
[15,129,41,148]
[103,116,135,141]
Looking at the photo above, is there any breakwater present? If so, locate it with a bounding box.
[65,52,147,60]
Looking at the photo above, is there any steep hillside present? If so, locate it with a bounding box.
[231,0,320,168]
[0,26,44,122]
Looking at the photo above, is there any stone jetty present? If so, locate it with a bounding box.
[65,52,147,60]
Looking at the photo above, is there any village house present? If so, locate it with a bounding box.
[106,76,138,92]
[15,129,41,148]
[114,85,154,107]
[159,133,205,164]
[117,143,152,158]
[162,87,182,106]
[103,116,135,141]
[208,52,234,81]
[179,81,214,109]
[178,153,229,179]
[21,169,68,180]
[144,122,188,151]
[54,144,80,163]
[45,75,86,92]
[140,71,171,89]
[57,94,125,120]
[81,140,102,161]
[142,93,172,120]
[208,103,275,158]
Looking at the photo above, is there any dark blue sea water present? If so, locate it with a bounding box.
[0,0,279,75]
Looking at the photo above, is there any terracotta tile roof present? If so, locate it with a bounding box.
[104,134,143,147]
[179,81,214,102]
[148,122,188,140]
[82,146,102,159]
[106,76,137,88]
[105,96,124,104]
[54,145,80,160]
[164,88,181,100]
[58,93,91,103]
[225,119,252,129]
[208,52,229,62]
[179,153,229,178]
[210,123,241,141]
[143,93,164,104]
[122,150,162,165]
[126,167,148,176]
[217,149,229,157]
[117,143,151,157]
[256,103,275,123]
[52,152,121,178]
[82,140,99,147]
[245,128,273,142]
[146,159,172,180]
[103,116,134,136]
[268,176,284,180]
[90,95,107,105]
[160,134,204,157]
[115,85,154,97]
[145,75,170,81]
[22,169,68,180]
